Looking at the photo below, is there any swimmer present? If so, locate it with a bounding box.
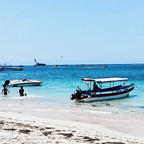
[19,86,25,96]
[1,85,10,96]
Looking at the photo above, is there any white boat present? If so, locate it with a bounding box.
[71,77,134,102]
[5,79,42,87]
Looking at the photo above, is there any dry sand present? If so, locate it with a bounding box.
[0,112,143,144]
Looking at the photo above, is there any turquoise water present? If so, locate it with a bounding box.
[0,64,144,116]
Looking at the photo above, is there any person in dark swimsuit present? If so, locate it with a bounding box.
[1,85,10,96]
[19,86,24,96]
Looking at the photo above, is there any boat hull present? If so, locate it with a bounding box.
[9,82,42,87]
[7,80,42,87]
[73,85,134,102]
[77,92,130,102]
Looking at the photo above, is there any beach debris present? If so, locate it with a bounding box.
[43,131,52,136]
[45,126,55,129]
[83,136,100,142]
[19,129,31,134]
[58,133,73,138]
[3,128,17,131]
[0,116,141,144]
[55,130,61,132]
[101,142,125,144]
[0,120,4,125]
[40,128,45,131]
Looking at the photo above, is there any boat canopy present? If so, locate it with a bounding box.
[82,77,128,83]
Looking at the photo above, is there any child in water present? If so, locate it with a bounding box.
[1,85,10,96]
[19,86,26,96]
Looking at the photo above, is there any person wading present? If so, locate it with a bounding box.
[1,85,10,96]
[19,86,24,96]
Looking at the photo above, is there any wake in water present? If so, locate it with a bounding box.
[0,93,44,100]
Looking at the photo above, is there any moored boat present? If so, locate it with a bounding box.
[5,78,42,87]
[71,77,134,102]
[34,59,46,66]
[1,66,23,71]
[10,67,23,71]
[0,67,4,71]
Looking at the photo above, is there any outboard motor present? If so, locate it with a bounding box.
[4,80,10,86]
[71,89,82,100]
[71,94,76,100]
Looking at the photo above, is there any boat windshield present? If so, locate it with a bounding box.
[22,78,28,81]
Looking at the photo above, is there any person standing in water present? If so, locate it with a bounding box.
[19,86,25,96]
[1,85,10,96]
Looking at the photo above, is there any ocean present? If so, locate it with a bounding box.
[0,64,144,119]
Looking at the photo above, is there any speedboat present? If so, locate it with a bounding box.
[5,78,42,87]
[71,77,134,102]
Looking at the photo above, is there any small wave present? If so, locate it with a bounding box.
[7,94,44,99]
[130,106,144,109]
[10,96,27,100]
[82,109,112,114]
[26,94,44,98]
[57,109,73,113]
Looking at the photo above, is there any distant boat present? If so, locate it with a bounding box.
[11,67,23,71]
[81,65,107,69]
[1,66,23,71]
[82,66,104,69]
[18,65,23,67]
[34,59,46,66]
[53,65,58,68]
[0,67,4,71]
[52,65,63,69]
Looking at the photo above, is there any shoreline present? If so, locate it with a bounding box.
[0,100,144,138]
[0,87,143,144]
[0,90,143,143]
[0,112,144,144]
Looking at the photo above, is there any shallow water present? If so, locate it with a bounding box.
[0,64,144,118]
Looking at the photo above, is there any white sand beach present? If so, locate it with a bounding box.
[0,111,144,144]
[0,0,144,143]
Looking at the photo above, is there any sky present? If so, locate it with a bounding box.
[0,0,144,65]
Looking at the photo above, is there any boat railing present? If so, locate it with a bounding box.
[91,85,122,92]
[82,84,134,96]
